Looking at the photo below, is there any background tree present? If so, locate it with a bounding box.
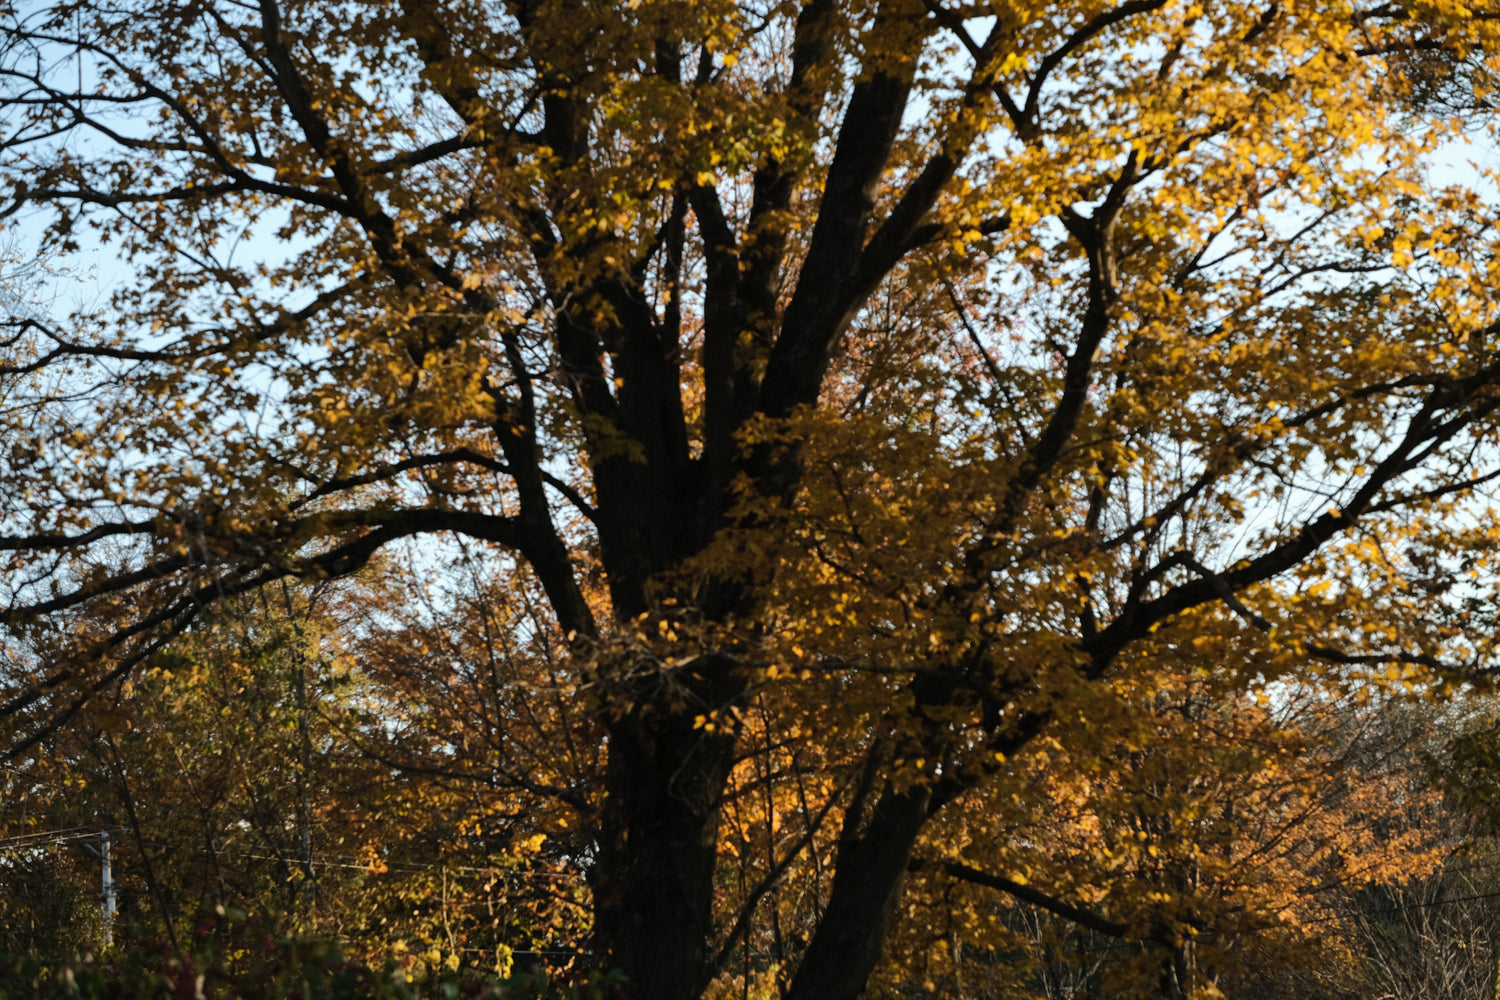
[886,677,1451,999]
[0,570,594,980]
[4,1,1500,998]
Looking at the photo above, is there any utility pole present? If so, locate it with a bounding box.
[82,829,117,948]
[99,830,115,947]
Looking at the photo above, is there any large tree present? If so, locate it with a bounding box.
[3,0,1500,997]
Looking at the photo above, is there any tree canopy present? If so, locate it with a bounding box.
[4,0,1500,997]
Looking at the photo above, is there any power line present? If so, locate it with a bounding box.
[0,825,94,843]
[0,827,98,852]
[77,828,586,883]
[0,828,587,892]
[1300,884,1500,926]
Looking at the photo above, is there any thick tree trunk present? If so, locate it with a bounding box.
[592,711,737,1000]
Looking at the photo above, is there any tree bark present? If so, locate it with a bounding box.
[593,711,738,1000]
[783,781,933,1000]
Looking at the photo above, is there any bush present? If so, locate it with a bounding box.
[0,925,624,1000]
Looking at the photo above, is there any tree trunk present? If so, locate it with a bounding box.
[783,782,932,1000]
[593,712,738,1000]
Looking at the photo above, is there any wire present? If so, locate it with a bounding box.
[1299,884,1500,926]
[0,826,99,852]
[74,828,586,882]
[0,825,94,843]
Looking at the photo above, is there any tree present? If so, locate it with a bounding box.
[0,570,594,981]
[892,678,1451,999]
[3,1,1500,997]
